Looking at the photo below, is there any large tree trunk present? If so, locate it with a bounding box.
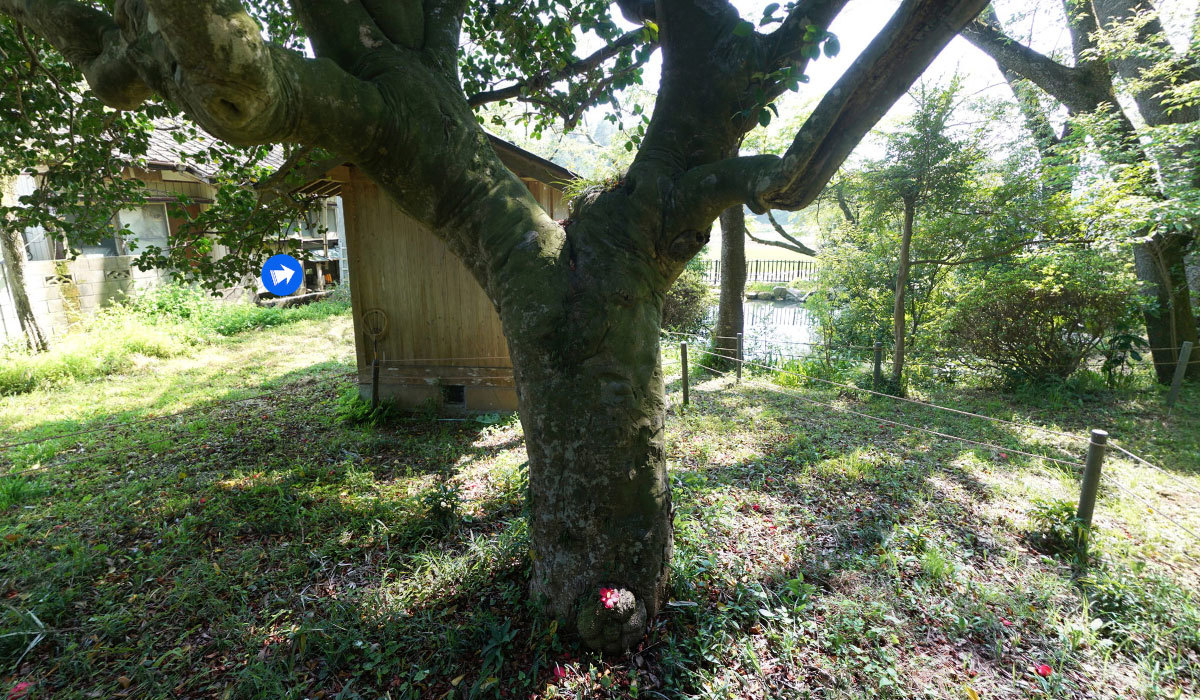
[1135,236,1200,382]
[511,302,672,654]
[0,175,48,352]
[891,199,914,386]
[713,205,746,365]
[488,199,682,654]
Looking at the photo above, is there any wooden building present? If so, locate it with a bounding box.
[0,128,344,341]
[323,135,574,413]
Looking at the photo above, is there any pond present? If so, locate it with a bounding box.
[699,299,821,361]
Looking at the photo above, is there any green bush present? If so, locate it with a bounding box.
[125,283,350,336]
[662,269,712,334]
[1026,498,1088,566]
[945,252,1138,382]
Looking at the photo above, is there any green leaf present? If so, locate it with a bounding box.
[823,35,841,57]
[732,20,754,37]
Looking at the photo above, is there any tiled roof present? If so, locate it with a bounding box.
[141,121,573,185]
[143,121,286,179]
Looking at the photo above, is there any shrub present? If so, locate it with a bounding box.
[662,269,711,334]
[945,252,1138,382]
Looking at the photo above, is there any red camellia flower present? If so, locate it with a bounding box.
[752,504,761,511]
[1000,617,1013,627]
[553,664,567,680]
[599,587,620,609]
[1036,664,1052,677]
[7,681,32,699]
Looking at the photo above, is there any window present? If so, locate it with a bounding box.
[326,202,340,234]
[21,203,172,260]
[116,204,170,253]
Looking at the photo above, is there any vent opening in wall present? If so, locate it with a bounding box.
[441,385,466,405]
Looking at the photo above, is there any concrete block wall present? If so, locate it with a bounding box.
[20,256,171,335]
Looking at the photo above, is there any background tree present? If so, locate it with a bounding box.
[713,103,817,365]
[0,0,987,650]
[962,0,1200,382]
[817,84,1094,380]
[861,80,981,385]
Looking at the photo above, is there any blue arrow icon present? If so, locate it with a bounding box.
[261,254,304,296]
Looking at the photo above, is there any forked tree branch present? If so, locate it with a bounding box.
[678,0,988,218]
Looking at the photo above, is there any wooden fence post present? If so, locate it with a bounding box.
[1166,341,1193,409]
[873,342,883,389]
[736,332,743,384]
[1075,429,1108,565]
[680,341,689,411]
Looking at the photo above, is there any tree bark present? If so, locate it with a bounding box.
[891,198,914,386]
[0,175,49,352]
[713,205,746,365]
[1135,237,1200,382]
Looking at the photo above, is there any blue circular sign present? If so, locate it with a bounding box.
[261,254,304,296]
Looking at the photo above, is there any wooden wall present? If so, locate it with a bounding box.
[343,167,567,412]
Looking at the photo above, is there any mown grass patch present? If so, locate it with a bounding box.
[0,318,1196,699]
[0,284,350,396]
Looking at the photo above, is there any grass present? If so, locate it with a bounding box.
[0,316,1198,698]
[0,284,351,397]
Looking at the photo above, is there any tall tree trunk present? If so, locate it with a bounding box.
[892,199,914,386]
[1135,236,1200,382]
[492,202,680,654]
[713,205,746,364]
[0,175,48,352]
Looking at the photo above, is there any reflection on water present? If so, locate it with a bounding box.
[701,300,819,360]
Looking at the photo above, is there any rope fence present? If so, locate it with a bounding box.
[668,336,1199,556]
[3,334,1195,560]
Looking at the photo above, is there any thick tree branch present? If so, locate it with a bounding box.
[748,0,987,212]
[2,0,388,160]
[467,29,654,108]
[960,9,1108,113]
[422,0,466,76]
[360,0,424,49]
[615,0,656,24]
[289,0,393,76]
[0,0,150,108]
